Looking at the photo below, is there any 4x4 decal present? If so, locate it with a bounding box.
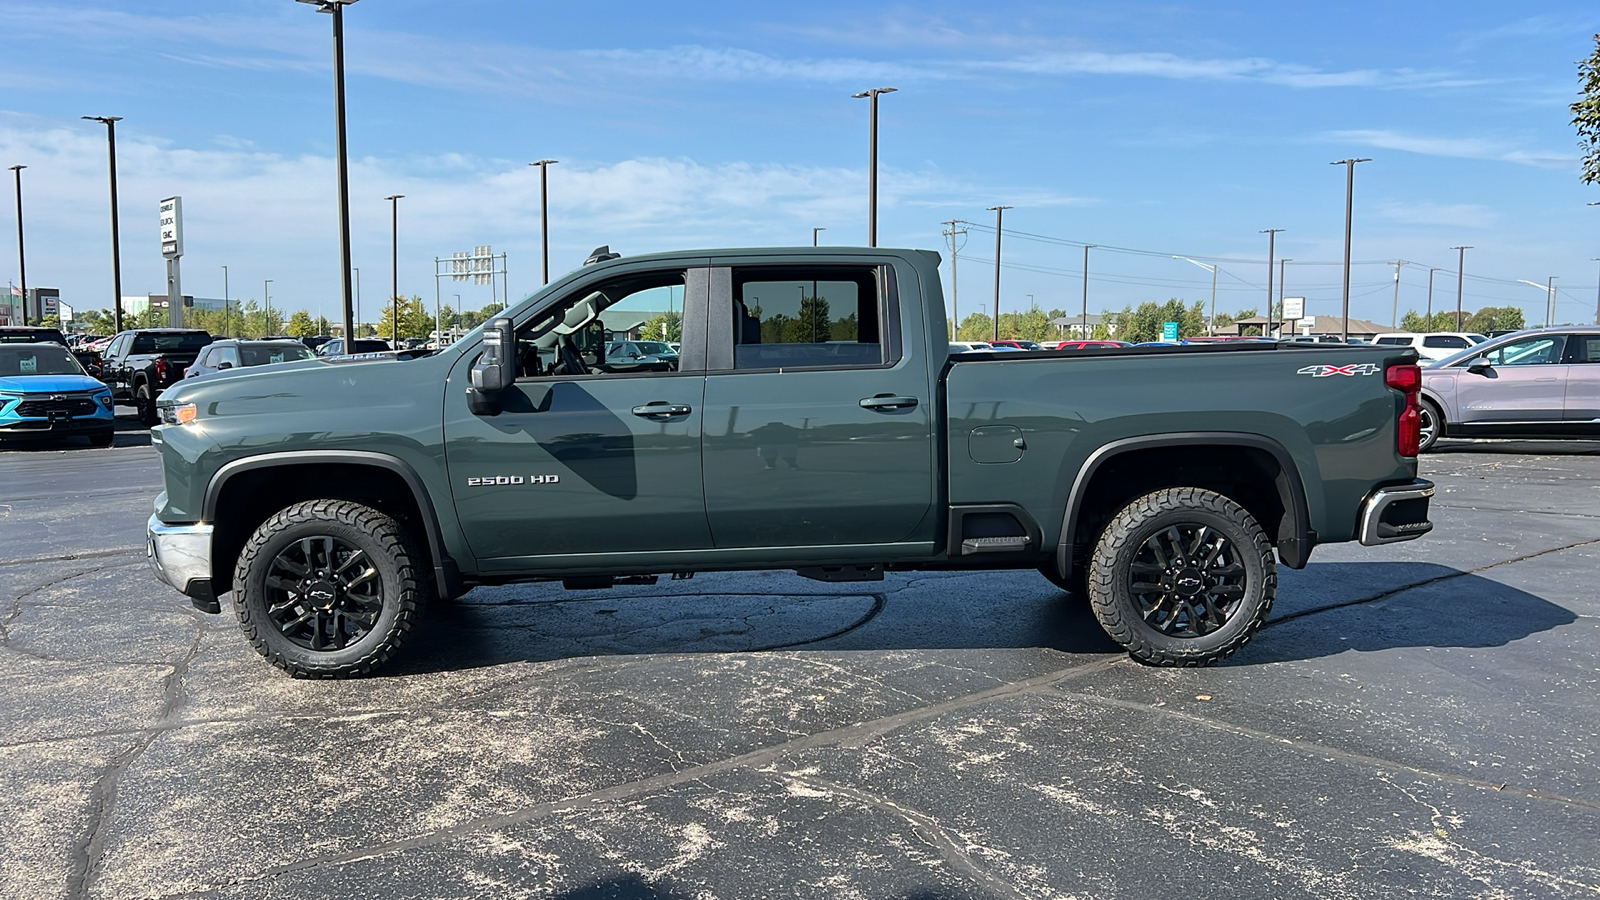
[1297,363,1380,377]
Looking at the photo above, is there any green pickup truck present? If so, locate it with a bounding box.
[147,247,1434,677]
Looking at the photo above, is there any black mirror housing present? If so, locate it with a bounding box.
[469,316,516,415]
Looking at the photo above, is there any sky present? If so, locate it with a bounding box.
[1,1,1598,329]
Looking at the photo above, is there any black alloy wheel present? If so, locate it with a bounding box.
[263,535,384,652]
[1127,524,1245,637]
[1418,398,1443,453]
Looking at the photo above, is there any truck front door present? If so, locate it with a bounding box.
[443,265,712,565]
[699,259,936,550]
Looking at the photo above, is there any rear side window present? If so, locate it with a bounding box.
[731,267,883,369]
[1566,335,1600,364]
[1375,336,1411,346]
[131,332,213,353]
[1423,335,1470,349]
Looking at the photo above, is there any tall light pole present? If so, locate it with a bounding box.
[852,87,897,247]
[263,280,273,337]
[297,0,359,353]
[1389,260,1408,329]
[352,266,360,336]
[988,205,1012,342]
[1517,280,1551,327]
[9,165,25,326]
[1174,256,1218,335]
[1425,267,1438,330]
[221,265,230,337]
[1592,258,1600,326]
[1549,276,1558,326]
[942,219,966,339]
[1081,245,1095,337]
[1261,229,1284,337]
[385,194,403,343]
[1331,158,1371,341]
[1451,245,1472,330]
[529,160,557,283]
[1279,258,1292,335]
[83,116,126,334]
[813,227,825,247]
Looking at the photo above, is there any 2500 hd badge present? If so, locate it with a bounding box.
[465,474,561,486]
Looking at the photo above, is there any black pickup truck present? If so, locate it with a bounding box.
[100,329,214,425]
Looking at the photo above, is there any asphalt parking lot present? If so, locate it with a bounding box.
[2,425,1598,899]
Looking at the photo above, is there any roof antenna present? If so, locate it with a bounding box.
[584,246,621,265]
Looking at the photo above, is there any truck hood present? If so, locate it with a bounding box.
[0,374,109,394]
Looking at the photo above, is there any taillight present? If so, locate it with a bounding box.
[154,358,170,382]
[1387,363,1421,457]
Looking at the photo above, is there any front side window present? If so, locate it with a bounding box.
[732,267,883,369]
[1477,335,1565,367]
[515,271,685,379]
[131,332,213,353]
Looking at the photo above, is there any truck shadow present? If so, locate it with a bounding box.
[387,562,1574,676]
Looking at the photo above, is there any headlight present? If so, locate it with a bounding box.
[160,402,198,426]
[96,391,114,410]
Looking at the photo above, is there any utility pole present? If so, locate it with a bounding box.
[221,265,229,337]
[1547,276,1558,327]
[1261,229,1283,337]
[1426,267,1438,330]
[942,220,966,340]
[852,87,896,247]
[1592,258,1600,326]
[1331,158,1371,341]
[1081,245,1095,337]
[9,165,25,326]
[1279,258,1292,335]
[386,194,403,343]
[529,160,556,283]
[1390,260,1408,328]
[263,280,273,337]
[1451,246,1472,330]
[83,116,126,334]
[987,205,1012,342]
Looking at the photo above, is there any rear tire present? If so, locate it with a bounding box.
[1088,487,1275,667]
[135,383,158,427]
[234,499,430,678]
[1418,397,1444,453]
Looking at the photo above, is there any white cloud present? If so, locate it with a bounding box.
[1324,129,1574,169]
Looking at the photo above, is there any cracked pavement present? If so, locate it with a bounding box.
[1,434,1597,899]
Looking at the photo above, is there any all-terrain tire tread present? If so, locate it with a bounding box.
[233,499,428,679]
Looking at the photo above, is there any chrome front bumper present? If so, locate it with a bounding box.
[1358,480,1435,546]
[147,513,219,611]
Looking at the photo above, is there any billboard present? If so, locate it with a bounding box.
[160,196,183,258]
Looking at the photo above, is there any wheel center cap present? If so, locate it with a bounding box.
[305,580,340,610]
[1173,569,1206,596]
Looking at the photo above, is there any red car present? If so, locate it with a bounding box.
[989,339,1042,351]
[1047,340,1131,351]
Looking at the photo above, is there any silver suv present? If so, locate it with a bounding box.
[1417,327,1600,450]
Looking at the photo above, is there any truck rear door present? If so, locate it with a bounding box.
[699,258,936,550]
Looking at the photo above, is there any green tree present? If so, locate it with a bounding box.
[39,314,61,329]
[286,310,317,338]
[376,296,434,340]
[783,294,832,343]
[1575,34,1600,185]
[639,310,683,342]
[1464,306,1526,333]
[956,312,993,342]
[1399,310,1429,332]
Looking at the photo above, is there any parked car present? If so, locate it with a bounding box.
[1417,326,1600,451]
[0,343,115,446]
[605,340,679,365]
[949,341,993,353]
[147,245,1433,678]
[99,329,215,426]
[300,335,333,352]
[315,338,393,357]
[1373,332,1487,362]
[0,324,103,376]
[185,339,315,378]
[989,339,1042,351]
[1048,340,1133,351]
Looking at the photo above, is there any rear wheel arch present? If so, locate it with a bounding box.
[1052,433,1314,582]
[203,451,460,600]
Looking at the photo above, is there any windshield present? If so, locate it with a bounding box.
[240,343,314,366]
[632,341,674,355]
[0,329,66,345]
[0,345,86,377]
[131,332,213,354]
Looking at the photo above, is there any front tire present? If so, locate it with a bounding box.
[1088,488,1275,667]
[134,383,158,427]
[1418,397,1444,453]
[234,499,430,678]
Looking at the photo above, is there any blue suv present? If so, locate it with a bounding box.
[0,342,115,447]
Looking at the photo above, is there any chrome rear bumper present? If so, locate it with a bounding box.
[1358,480,1435,546]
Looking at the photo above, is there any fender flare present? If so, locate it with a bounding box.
[202,450,461,598]
[1054,431,1315,576]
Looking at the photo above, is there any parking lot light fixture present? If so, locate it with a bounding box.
[264,280,273,336]
[1451,246,1472,330]
[1261,229,1284,336]
[1426,267,1438,328]
[1516,279,1548,327]
[1331,158,1371,341]
[297,0,359,358]
[987,205,1012,343]
[83,116,126,334]
[9,164,25,327]
[1591,258,1600,326]
[385,194,403,342]
[813,227,825,247]
[852,88,896,247]
[1174,256,1219,335]
[529,161,557,283]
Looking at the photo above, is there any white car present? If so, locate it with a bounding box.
[948,341,993,353]
[1372,332,1487,362]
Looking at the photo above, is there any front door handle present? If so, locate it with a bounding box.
[859,394,919,410]
[632,402,693,419]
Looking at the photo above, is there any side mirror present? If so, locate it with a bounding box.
[216,361,233,370]
[1466,357,1493,374]
[468,316,516,416]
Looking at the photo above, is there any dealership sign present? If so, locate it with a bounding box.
[160,196,183,258]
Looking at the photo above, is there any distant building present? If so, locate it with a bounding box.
[1049,313,1116,338]
[121,294,228,316]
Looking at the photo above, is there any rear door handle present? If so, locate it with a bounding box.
[631,402,693,419]
[859,395,919,410]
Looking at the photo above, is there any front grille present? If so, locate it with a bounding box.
[13,393,99,418]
